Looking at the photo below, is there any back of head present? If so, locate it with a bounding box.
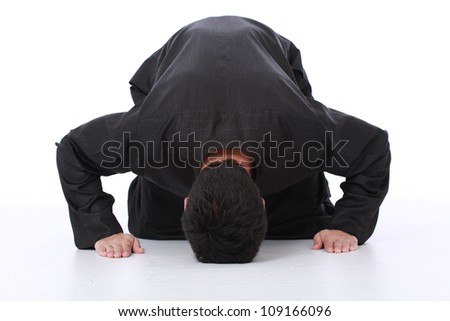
[182,160,267,263]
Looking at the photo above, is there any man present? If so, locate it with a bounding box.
[56,16,390,263]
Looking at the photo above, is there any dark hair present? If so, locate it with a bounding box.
[182,160,267,263]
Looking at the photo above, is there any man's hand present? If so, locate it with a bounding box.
[94,233,144,258]
[313,229,358,253]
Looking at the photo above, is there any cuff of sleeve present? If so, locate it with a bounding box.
[70,209,124,249]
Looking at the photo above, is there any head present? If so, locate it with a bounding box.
[182,160,267,263]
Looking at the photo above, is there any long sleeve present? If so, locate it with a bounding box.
[56,112,139,249]
[330,127,390,244]
[283,36,391,243]
[308,99,391,244]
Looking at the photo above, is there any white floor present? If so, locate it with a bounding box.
[1,199,449,301]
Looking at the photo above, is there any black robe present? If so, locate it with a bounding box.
[56,16,391,249]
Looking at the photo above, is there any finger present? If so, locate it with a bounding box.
[95,245,107,257]
[106,246,115,258]
[312,233,323,250]
[350,238,358,251]
[323,238,335,253]
[121,244,132,257]
[133,237,145,254]
[113,245,123,258]
[96,246,106,256]
[333,240,343,253]
[341,240,351,253]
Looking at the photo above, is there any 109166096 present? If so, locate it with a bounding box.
[260,305,332,317]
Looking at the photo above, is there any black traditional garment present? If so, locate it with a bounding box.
[56,16,390,249]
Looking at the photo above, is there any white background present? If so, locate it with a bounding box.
[0,1,448,223]
[1,0,450,306]
[1,0,449,218]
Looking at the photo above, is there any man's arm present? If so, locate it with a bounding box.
[56,112,142,253]
[309,99,391,251]
[282,38,390,251]
[56,45,165,256]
